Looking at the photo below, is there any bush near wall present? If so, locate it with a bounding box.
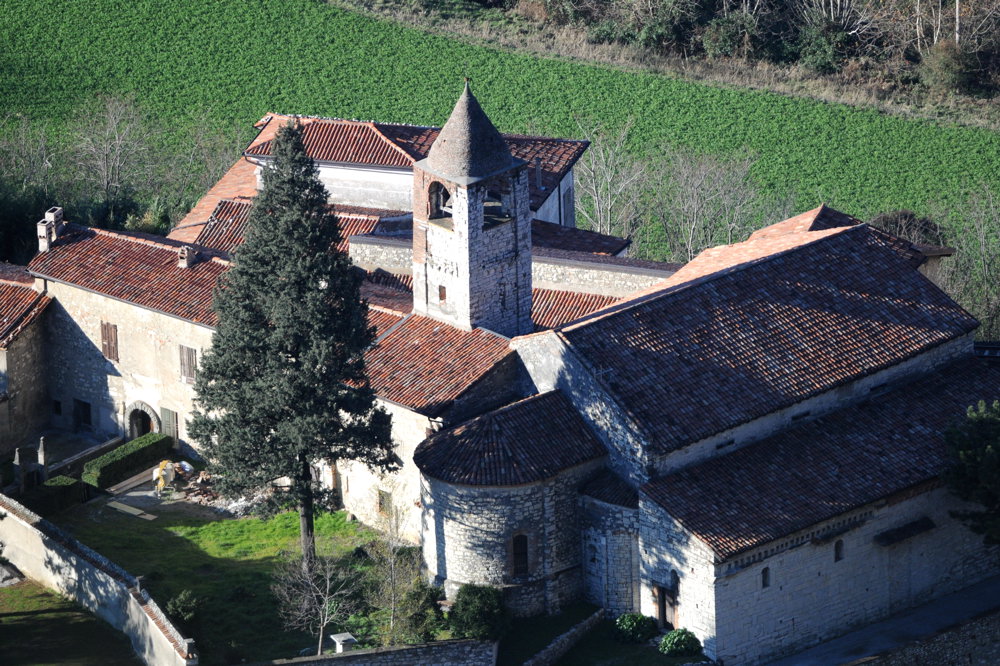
[22,475,86,515]
[81,433,172,489]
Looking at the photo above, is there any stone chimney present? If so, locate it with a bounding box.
[177,246,196,269]
[36,206,64,253]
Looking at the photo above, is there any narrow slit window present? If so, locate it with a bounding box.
[761,567,770,589]
[438,285,447,302]
[512,534,529,576]
[834,539,844,562]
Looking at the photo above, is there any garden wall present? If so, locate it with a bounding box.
[523,608,604,666]
[0,493,197,666]
[249,639,496,665]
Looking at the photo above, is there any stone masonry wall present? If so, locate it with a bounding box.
[0,493,196,666]
[513,331,650,485]
[338,399,432,544]
[522,608,604,666]
[39,279,214,452]
[247,639,496,666]
[421,459,604,616]
[0,308,48,456]
[710,486,1000,665]
[866,609,1000,666]
[638,498,719,655]
[580,496,640,615]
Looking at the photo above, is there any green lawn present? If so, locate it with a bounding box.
[1,0,998,223]
[56,501,369,665]
[0,579,140,665]
[557,619,707,665]
[497,601,599,665]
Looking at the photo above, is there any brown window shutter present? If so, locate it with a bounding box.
[161,407,179,443]
[109,324,118,362]
[180,346,196,383]
[100,322,108,358]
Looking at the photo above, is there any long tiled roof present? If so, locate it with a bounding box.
[193,199,408,254]
[530,220,629,256]
[581,468,639,508]
[414,390,606,485]
[642,357,1000,560]
[364,315,513,416]
[29,226,228,327]
[244,115,588,211]
[747,204,861,240]
[0,279,50,350]
[559,225,979,453]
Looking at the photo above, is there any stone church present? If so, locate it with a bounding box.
[4,83,998,664]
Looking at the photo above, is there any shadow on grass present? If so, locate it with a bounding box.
[55,501,364,666]
[0,580,140,666]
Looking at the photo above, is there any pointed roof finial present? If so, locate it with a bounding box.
[424,81,517,184]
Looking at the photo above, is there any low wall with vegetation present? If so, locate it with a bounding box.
[523,608,605,666]
[249,639,496,665]
[0,493,197,666]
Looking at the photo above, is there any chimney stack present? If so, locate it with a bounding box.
[177,245,197,269]
[36,206,64,253]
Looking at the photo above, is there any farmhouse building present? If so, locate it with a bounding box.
[4,83,998,664]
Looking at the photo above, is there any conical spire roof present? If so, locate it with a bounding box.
[425,81,517,184]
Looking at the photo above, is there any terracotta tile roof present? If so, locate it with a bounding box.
[531,289,619,331]
[0,281,50,349]
[748,204,861,240]
[29,225,228,327]
[364,315,513,416]
[642,357,1000,560]
[0,263,35,285]
[192,199,407,254]
[352,275,620,332]
[530,220,629,256]
[414,390,606,485]
[560,225,979,453]
[581,468,639,508]
[367,307,406,338]
[244,116,588,211]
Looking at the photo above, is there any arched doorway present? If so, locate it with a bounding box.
[126,401,161,440]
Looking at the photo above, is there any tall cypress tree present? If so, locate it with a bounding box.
[190,122,395,562]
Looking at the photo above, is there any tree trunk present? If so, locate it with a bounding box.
[317,622,326,656]
[299,454,316,571]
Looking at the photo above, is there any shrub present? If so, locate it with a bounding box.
[449,584,509,640]
[659,628,702,656]
[166,589,201,626]
[22,475,84,515]
[400,580,445,643]
[798,24,844,74]
[81,432,172,488]
[702,14,758,59]
[920,40,972,93]
[614,612,658,643]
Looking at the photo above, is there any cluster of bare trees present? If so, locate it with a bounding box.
[0,97,243,262]
[576,121,1000,338]
[543,0,999,84]
[575,119,790,263]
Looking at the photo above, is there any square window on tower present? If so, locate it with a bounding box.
[439,285,447,302]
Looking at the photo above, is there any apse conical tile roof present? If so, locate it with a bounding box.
[424,82,518,183]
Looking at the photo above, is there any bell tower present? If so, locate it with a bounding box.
[411,82,533,337]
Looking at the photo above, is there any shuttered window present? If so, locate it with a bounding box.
[161,407,179,444]
[100,322,119,362]
[179,345,197,383]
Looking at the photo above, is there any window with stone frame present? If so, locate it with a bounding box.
[100,321,119,362]
[511,533,530,576]
[834,539,845,562]
[761,566,771,589]
[179,345,197,384]
[377,488,392,515]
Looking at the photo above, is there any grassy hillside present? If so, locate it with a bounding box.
[1,0,998,220]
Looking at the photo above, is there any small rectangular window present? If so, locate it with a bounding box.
[52,400,62,416]
[73,399,92,429]
[438,285,447,302]
[512,534,529,576]
[377,489,392,515]
[101,322,119,362]
[179,345,197,384]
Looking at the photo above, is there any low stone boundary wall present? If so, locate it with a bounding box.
[523,608,605,666]
[48,435,124,478]
[0,493,197,666]
[249,639,496,665]
[860,610,1000,666]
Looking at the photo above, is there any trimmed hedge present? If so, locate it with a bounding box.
[22,475,85,515]
[82,432,173,488]
[614,612,658,643]
[449,584,510,640]
[659,628,702,656]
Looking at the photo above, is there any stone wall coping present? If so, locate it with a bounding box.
[247,638,495,665]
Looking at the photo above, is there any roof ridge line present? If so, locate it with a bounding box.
[79,225,232,266]
[431,390,559,438]
[561,224,863,333]
[369,123,420,164]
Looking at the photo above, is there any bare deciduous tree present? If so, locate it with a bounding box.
[73,96,155,223]
[367,487,422,646]
[0,115,55,194]
[574,118,649,240]
[272,541,359,656]
[650,148,775,262]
